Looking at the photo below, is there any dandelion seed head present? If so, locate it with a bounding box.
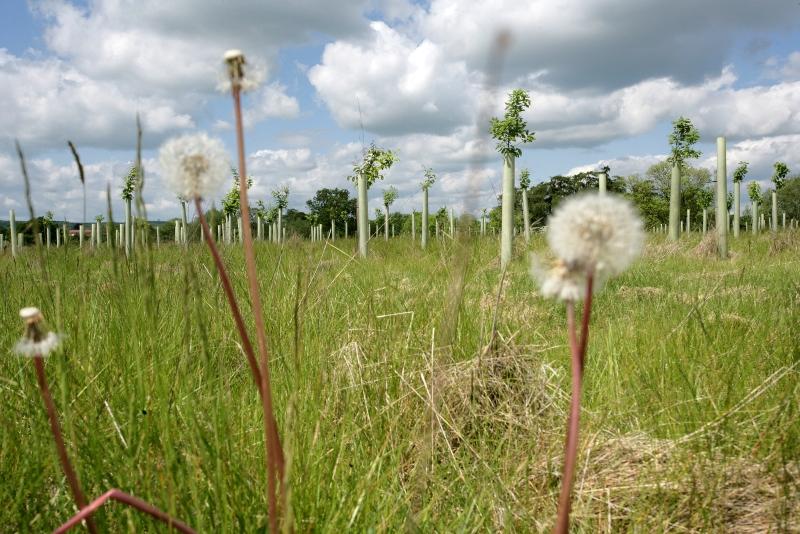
[546,193,643,278]
[217,49,264,92]
[158,133,230,200]
[14,307,61,357]
[15,332,61,358]
[530,255,588,302]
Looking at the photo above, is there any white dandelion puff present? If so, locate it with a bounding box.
[158,133,230,200]
[216,49,265,93]
[14,307,62,357]
[530,255,588,302]
[546,193,644,278]
[15,331,61,357]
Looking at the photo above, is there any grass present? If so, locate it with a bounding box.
[0,231,798,532]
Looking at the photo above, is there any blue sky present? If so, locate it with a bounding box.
[1,0,799,222]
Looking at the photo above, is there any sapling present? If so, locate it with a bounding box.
[598,165,609,195]
[449,207,455,238]
[667,117,701,240]
[94,215,104,247]
[179,197,189,245]
[383,186,398,241]
[421,168,436,249]
[531,193,643,534]
[772,162,789,233]
[43,211,54,248]
[715,137,728,258]
[748,181,761,235]
[121,167,137,257]
[490,89,535,267]
[520,168,531,243]
[697,188,713,233]
[348,143,397,257]
[272,185,289,244]
[732,161,748,238]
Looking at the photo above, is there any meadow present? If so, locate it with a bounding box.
[0,231,798,532]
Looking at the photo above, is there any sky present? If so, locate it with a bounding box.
[1,0,799,222]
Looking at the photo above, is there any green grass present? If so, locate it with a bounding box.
[1,232,798,532]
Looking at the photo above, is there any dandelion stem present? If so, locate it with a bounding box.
[32,356,97,534]
[53,488,195,534]
[194,197,263,396]
[231,80,284,532]
[554,272,594,534]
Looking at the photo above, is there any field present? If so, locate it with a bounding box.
[1,232,798,532]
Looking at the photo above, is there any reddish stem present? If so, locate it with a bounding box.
[194,198,288,475]
[33,357,98,534]
[553,273,594,534]
[231,82,282,534]
[194,198,263,397]
[52,489,195,534]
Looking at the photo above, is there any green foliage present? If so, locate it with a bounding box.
[306,188,356,234]
[519,168,531,190]
[348,143,397,189]
[121,166,138,201]
[726,192,734,211]
[42,211,54,228]
[94,214,104,224]
[489,89,535,158]
[254,200,270,221]
[383,186,398,208]
[421,168,436,191]
[272,185,290,210]
[772,162,789,190]
[696,188,714,210]
[747,181,762,204]
[221,171,253,217]
[732,161,749,183]
[667,116,701,168]
[623,175,669,229]
[777,175,800,220]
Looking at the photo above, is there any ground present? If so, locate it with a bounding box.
[0,231,798,532]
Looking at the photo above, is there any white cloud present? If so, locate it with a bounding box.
[309,21,479,136]
[244,83,300,126]
[0,49,193,150]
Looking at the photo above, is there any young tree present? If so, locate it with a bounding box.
[732,161,748,237]
[697,188,713,232]
[348,143,397,258]
[490,89,535,267]
[421,168,436,249]
[667,117,701,240]
[598,164,610,195]
[520,168,531,243]
[272,186,289,244]
[382,186,398,241]
[772,162,789,232]
[222,171,252,243]
[748,181,762,234]
[121,166,137,255]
